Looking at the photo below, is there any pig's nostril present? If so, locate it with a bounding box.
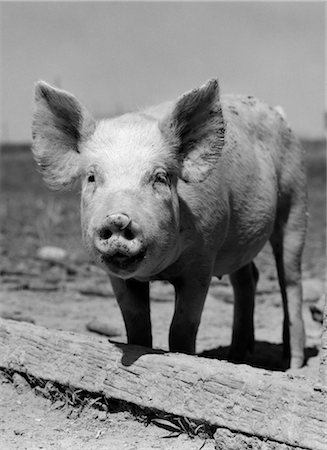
[97,213,141,243]
[99,227,112,240]
[123,228,134,241]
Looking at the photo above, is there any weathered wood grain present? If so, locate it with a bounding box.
[319,296,327,389]
[214,428,306,450]
[0,318,325,450]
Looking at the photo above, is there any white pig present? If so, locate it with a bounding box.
[32,79,307,369]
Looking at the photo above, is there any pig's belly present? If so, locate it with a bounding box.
[212,218,274,277]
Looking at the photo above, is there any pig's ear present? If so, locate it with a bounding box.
[159,79,225,182]
[32,81,96,189]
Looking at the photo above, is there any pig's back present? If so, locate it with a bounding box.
[220,94,306,209]
[212,95,305,273]
[220,94,304,177]
[178,94,304,274]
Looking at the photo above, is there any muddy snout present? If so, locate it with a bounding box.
[94,213,146,271]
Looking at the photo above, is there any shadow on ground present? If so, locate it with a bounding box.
[113,339,318,372]
[112,341,165,366]
[199,341,319,371]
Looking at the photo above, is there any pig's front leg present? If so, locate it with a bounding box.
[169,273,211,354]
[110,276,152,347]
[228,262,258,362]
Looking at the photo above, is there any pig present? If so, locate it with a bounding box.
[31,78,307,369]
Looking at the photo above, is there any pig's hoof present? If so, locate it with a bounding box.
[282,353,304,371]
[228,346,251,363]
[228,350,246,363]
[289,355,305,370]
[228,336,254,363]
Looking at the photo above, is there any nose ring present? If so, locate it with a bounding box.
[119,214,132,231]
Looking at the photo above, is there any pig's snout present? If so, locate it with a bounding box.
[98,213,134,241]
[94,213,146,272]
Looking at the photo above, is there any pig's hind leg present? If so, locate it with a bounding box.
[270,201,307,369]
[228,262,259,362]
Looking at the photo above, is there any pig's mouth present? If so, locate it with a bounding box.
[101,250,146,273]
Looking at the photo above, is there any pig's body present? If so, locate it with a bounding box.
[32,79,307,369]
[142,95,285,281]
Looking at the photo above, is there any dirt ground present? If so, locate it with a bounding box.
[0,141,325,449]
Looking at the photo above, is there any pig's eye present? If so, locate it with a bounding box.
[153,170,170,186]
[87,174,95,183]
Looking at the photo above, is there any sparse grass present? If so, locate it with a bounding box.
[1,368,214,440]
[34,197,65,246]
[302,138,326,277]
[1,143,83,261]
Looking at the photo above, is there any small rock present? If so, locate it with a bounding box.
[69,409,80,420]
[98,410,107,421]
[0,373,10,384]
[51,400,65,410]
[310,305,324,324]
[209,285,233,302]
[303,278,325,303]
[309,294,325,324]
[271,295,282,307]
[34,386,46,397]
[37,246,67,263]
[1,311,35,324]
[221,293,233,304]
[78,281,113,297]
[44,266,65,283]
[12,373,30,394]
[86,319,121,337]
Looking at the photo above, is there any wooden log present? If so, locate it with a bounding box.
[319,295,327,389]
[214,428,305,450]
[0,318,325,450]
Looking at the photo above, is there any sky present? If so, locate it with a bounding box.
[1,1,325,142]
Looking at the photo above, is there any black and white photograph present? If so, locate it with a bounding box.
[0,1,325,449]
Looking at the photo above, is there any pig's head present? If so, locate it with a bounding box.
[32,79,225,279]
